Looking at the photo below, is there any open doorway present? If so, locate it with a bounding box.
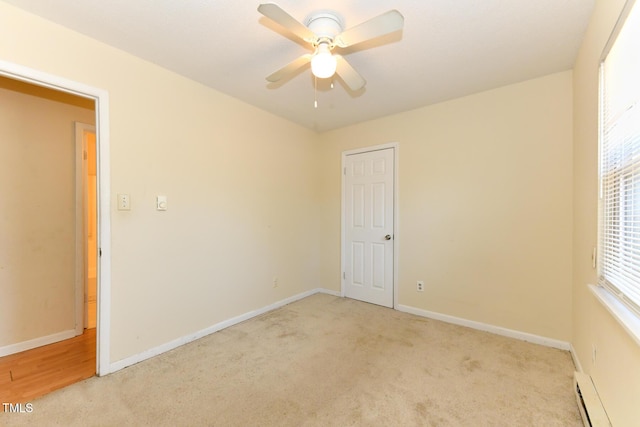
[0,75,95,401]
[0,62,110,400]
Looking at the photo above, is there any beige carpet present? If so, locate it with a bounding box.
[1,294,581,426]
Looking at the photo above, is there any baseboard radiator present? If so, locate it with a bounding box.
[574,372,611,427]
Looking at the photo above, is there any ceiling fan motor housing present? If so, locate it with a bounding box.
[305,12,344,44]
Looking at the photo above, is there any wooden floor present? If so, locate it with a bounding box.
[0,329,96,403]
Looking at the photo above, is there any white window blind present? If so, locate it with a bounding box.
[599,0,640,315]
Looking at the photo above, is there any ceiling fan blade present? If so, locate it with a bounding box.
[335,55,366,91]
[266,54,313,82]
[334,10,404,48]
[258,3,317,43]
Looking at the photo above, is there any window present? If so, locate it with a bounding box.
[599,0,640,315]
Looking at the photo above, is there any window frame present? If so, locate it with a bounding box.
[597,0,640,326]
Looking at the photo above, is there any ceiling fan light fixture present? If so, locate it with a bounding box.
[258,4,404,91]
[311,43,336,78]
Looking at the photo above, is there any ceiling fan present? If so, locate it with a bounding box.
[257,3,404,91]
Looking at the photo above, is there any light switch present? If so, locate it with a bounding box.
[117,194,130,211]
[156,195,167,211]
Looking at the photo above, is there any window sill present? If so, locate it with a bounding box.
[589,284,640,347]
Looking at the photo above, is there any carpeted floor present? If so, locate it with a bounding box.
[0,294,582,426]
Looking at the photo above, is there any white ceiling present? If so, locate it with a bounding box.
[4,0,594,132]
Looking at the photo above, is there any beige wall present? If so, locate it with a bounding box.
[0,2,321,362]
[572,0,640,424]
[0,77,95,347]
[319,71,574,342]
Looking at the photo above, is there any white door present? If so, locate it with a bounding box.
[344,147,395,308]
[75,123,97,333]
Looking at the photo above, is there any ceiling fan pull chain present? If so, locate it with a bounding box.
[314,76,318,108]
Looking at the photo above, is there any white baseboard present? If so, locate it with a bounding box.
[396,304,571,351]
[0,329,77,357]
[317,288,341,297]
[109,288,335,373]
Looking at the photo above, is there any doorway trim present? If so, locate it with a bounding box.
[341,142,399,309]
[0,59,112,376]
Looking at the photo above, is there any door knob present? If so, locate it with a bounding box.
[385,234,392,240]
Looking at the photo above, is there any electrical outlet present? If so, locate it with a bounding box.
[272,277,278,288]
[417,281,424,292]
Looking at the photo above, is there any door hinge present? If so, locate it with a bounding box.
[343,167,346,175]
[99,248,102,257]
[83,150,88,160]
[343,272,346,279]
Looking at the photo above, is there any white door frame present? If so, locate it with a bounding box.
[0,60,112,376]
[341,142,399,309]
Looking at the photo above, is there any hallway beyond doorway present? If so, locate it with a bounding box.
[0,329,96,403]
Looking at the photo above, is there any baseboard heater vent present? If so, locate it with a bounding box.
[574,372,611,427]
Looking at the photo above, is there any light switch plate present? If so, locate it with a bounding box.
[117,194,130,211]
[156,195,167,211]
